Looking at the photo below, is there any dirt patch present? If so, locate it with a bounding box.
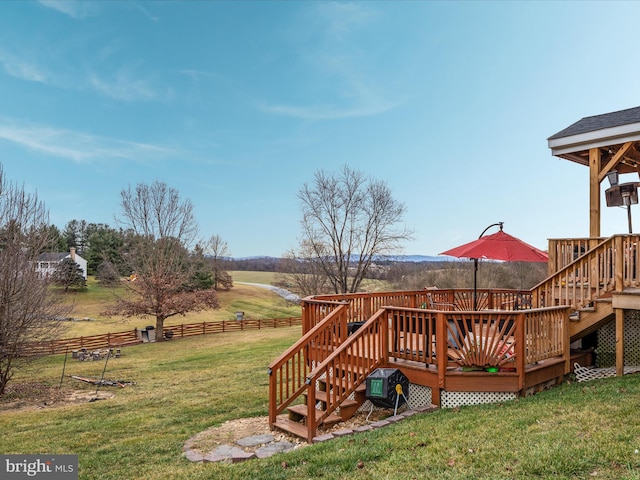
[0,382,113,413]
[187,416,304,454]
[186,408,396,455]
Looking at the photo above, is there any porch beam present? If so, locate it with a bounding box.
[589,148,601,238]
[597,141,634,183]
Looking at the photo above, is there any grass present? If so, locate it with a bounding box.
[56,274,302,337]
[229,271,281,284]
[2,328,640,479]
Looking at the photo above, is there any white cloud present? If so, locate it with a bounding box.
[0,118,175,163]
[263,3,404,120]
[261,99,402,120]
[89,70,160,102]
[2,59,48,83]
[0,50,49,84]
[38,0,95,19]
[314,2,377,41]
[134,2,159,23]
[179,69,220,83]
[0,47,161,103]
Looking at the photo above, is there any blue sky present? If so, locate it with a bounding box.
[1,1,640,258]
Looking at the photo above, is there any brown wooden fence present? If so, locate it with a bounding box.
[18,317,302,357]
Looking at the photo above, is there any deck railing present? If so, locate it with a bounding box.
[270,288,571,441]
[524,307,567,365]
[386,306,567,370]
[268,302,350,429]
[302,309,389,442]
[304,289,534,332]
[531,234,640,309]
[547,237,606,275]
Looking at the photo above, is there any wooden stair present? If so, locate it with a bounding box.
[569,298,614,342]
[274,379,368,440]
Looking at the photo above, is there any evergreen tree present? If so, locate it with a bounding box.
[52,258,87,292]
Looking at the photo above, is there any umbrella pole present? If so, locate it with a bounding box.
[473,258,478,310]
[474,222,501,311]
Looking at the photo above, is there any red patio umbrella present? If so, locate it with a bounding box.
[439,223,548,309]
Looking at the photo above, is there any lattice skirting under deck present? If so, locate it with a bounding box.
[574,363,640,382]
[596,311,640,367]
[440,391,516,409]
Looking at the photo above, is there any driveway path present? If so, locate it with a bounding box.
[236,282,301,304]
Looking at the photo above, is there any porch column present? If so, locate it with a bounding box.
[616,308,625,377]
[589,148,601,238]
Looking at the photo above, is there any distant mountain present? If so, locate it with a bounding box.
[232,256,280,261]
[384,255,458,263]
[231,255,459,263]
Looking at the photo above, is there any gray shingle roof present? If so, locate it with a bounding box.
[549,106,640,140]
[37,252,68,262]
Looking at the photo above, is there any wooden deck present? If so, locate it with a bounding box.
[269,234,640,442]
[268,296,579,441]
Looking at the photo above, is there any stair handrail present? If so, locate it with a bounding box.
[302,308,389,442]
[268,301,350,427]
[529,235,638,310]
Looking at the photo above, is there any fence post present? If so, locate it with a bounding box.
[17,316,304,357]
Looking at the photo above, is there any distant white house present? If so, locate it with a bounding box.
[36,247,88,279]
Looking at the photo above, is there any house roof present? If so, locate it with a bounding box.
[549,106,640,141]
[37,252,69,262]
[548,106,640,171]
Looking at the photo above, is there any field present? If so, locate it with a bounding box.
[3,271,640,479]
[56,272,302,337]
[2,326,640,479]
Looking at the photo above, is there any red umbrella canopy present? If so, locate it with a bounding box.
[440,230,548,263]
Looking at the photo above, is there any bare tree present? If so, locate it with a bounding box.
[278,243,330,297]
[296,165,413,294]
[0,166,69,396]
[204,234,233,290]
[106,181,219,340]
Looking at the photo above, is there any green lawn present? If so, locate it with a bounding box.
[2,326,640,479]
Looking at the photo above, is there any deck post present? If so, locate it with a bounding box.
[516,312,526,391]
[306,384,316,443]
[589,147,601,238]
[563,308,571,374]
[614,235,624,292]
[268,369,276,429]
[436,312,447,390]
[616,308,625,377]
[302,303,309,335]
[381,311,389,364]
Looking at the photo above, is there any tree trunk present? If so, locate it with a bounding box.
[155,316,165,342]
